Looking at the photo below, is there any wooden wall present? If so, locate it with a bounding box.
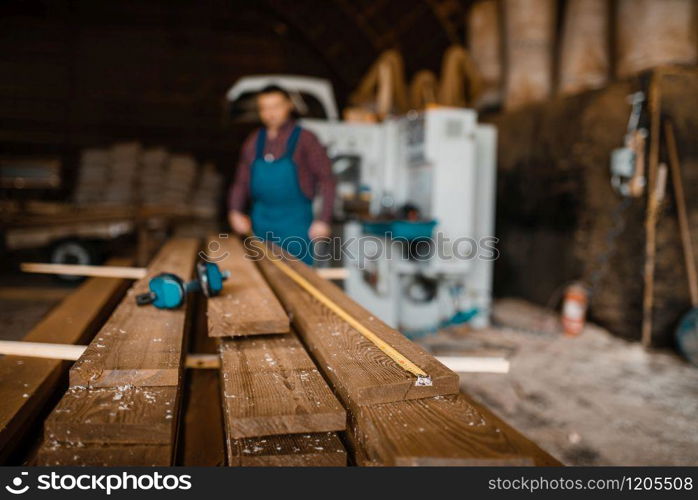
[489,66,698,346]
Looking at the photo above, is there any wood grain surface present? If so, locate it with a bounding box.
[351,393,561,466]
[70,238,199,388]
[36,442,171,466]
[207,236,289,337]
[227,432,346,466]
[44,386,178,445]
[255,250,459,407]
[218,332,345,438]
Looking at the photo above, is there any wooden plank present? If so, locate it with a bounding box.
[218,331,346,439]
[36,240,202,465]
[642,70,662,347]
[255,252,459,407]
[69,238,199,388]
[179,297,226,466]
[207,236,289,337]
[0,286,71,301]
[185,353,219,369]
[43,386,177,445]
[666,120,698,307]
[0,259,130,462]
[36,442,171,466]
[20,262,146,279]
[350,393,561,466]
[180,369,226,465]
[227,432,346,467]
[342,428,379,467]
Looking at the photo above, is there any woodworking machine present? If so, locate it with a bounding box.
[303,110,496,334]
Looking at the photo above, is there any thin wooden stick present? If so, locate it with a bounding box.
[666,121,698,307]
[184,353,221,369]
[21,263,147,280]
[251,239,431,384]
[641,73,663,348]
[315,268,349,280]
[0,340,220,369]
[22,261,346,281]
[0,341,85,360]
[435,356,509,374]
[641,163,668,347]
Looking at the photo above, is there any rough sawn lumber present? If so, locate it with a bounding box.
[218,332,346,439]
[255,248,459,407]
[35,383,180,466]
[43,385,177,445]
[36,442,171,466]
[207,236,289,337]
[350,393,562,466]
[69,238,199,388]
[227,432,346,467]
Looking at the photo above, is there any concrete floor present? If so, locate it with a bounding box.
[2,281,697,466]
[419,299,698,466]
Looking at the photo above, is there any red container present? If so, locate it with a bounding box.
[562,283,589,337]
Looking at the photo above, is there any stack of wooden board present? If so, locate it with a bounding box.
[255,244,560,466]
[13,234,558,466]
[106,142,141,206]
[208,236,348,466]
[190,163,222,218]
[139,147,169,207]
[73,149,109,205]
[35,238,199,465]
[162,155,197,207]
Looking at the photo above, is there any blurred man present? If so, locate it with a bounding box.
[228,85,335,264]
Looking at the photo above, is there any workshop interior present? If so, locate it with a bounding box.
[0,0,697,469]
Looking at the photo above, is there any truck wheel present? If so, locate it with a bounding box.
[49,239,97,282]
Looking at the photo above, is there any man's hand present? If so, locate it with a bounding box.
[229,210,251,235]
[308,220,331,240]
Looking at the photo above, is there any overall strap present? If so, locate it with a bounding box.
[284,126,302,159]
[254,128,267,161]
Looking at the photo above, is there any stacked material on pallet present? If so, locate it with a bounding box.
[467,0,502,108]
[73,144,208,214]
[209,237,349,466]
[35,239,199,465]
[502,0,556,111]
[73,149,110,205]
[190,163,222,218]
[558,0,610,95]
[105,142,141,205]
[139,147,169,207]
[162,155,197,207]
[616,0,697,79]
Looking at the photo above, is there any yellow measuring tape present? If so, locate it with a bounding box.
[250,239,432,386]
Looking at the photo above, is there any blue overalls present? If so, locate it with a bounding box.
[250,125,314,265]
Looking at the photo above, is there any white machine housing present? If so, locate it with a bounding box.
[302,108,497,333]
